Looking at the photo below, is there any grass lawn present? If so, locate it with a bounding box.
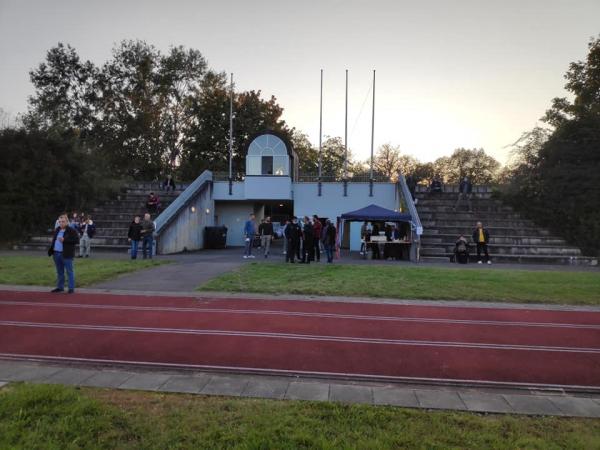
[0,256,167,287]
[1,383,599,449]
[200,263,600,305]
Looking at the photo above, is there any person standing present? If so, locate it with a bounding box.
[312,215,322,262]
[454,176,473,212]
[243,213,256,259]
[162,174,177,192]
[78,215,96,258]
[140,213,155,259]
[321,219,337,263]
[127,216,143,260]
[285,217,301,263]
[472,221,492,264]
[259,216,274,258]
[301,217,314,264]
[48,214,79,293]
[281,219,289,255]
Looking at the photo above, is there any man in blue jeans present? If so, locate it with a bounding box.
[140,213,155,259]
[48,214,79,293]
[243,213,256,259]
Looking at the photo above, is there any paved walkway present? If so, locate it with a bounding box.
[1,359,600,417]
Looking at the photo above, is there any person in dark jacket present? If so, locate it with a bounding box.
[78,215,96,258]
[312,215,322,262]
[162,174,177,192]
[140,213,155,259]
[454,176,473,212]
[258,216,274,258]
[472,221,491,264]
[284,217,301,263]
[48,214,80,293]
[301,217,315,263]
[321,219,337,263]
[127,216,143,260]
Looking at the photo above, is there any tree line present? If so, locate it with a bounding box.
[1,37,598,255]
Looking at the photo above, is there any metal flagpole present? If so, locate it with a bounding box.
[343,69,348,197]
[369,69,376,197]
[318,69,323,196]
[228,73,233,195]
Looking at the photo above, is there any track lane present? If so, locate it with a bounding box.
[1,290,599,388]
[1,303,600,348]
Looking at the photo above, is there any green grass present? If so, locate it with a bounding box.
[200,263,600,305]
[1,383,599,449]
[0,256,167,287]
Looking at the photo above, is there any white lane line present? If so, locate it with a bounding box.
[1,352,599,391]
[1,300,599,330]
[2,320,600,354]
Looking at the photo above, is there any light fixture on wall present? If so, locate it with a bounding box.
[190,206,196,213]
[205,208,211,214]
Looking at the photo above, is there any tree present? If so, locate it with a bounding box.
[504,36,600,256]
[433,148,501,184]
[543,36,600,126]
[290,130,319,173]
[25,43,98,135]
[24,40,293,181]
[0,129,115,240]
[320,136,350,178]
[373,143,402,180]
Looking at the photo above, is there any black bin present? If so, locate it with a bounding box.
[204,226,227,249]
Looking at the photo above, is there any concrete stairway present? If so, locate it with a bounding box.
[15,182,186,253]
[416,187,596,265]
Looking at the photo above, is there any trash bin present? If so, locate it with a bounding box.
[204,226,227,249]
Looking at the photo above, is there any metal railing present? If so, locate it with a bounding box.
[398,175,423,262]
[154,170,213,235]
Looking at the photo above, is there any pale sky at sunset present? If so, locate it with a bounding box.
[1,0,599,164]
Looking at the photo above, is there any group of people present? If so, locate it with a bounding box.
[359,222,407,260]
[453,221,492,264]
[53,211,96,258]
[243,214,337,263]
[127,213,156,259]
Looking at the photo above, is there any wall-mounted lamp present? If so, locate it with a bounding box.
[205,208,211,214]
[190,206,196,213]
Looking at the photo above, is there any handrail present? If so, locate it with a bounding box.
[398,175,423,237]
[155,170,213,235]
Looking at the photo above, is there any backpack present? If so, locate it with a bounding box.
[457,240,467,253]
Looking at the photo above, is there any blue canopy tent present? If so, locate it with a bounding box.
[337,204,418,262]
[340,204,412,223]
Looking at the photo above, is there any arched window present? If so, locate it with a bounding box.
[246,134,290,176]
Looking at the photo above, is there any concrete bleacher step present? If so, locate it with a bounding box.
[416,190,596,266]
[16,181,185,253]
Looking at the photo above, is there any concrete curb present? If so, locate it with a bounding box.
[2,284,600,312]
[1,359,599,418]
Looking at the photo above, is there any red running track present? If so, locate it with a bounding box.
[1,290,600,389]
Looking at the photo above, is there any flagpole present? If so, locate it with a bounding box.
[318,69,323,196]
[369,69,375,197]
[343,69,348,196]
[228,73,233,195]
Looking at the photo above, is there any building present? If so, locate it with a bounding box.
[154,130,418,255]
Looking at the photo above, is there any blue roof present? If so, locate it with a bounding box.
[340,204,411,222]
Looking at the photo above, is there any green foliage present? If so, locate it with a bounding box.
[200,263,600,305]
[433,148,501,184]
[1,384,599,449]
[504,37,600,256]
[25,40,292,181]
[0,129,117,240]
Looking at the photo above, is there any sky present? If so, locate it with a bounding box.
[1,0,599,165]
